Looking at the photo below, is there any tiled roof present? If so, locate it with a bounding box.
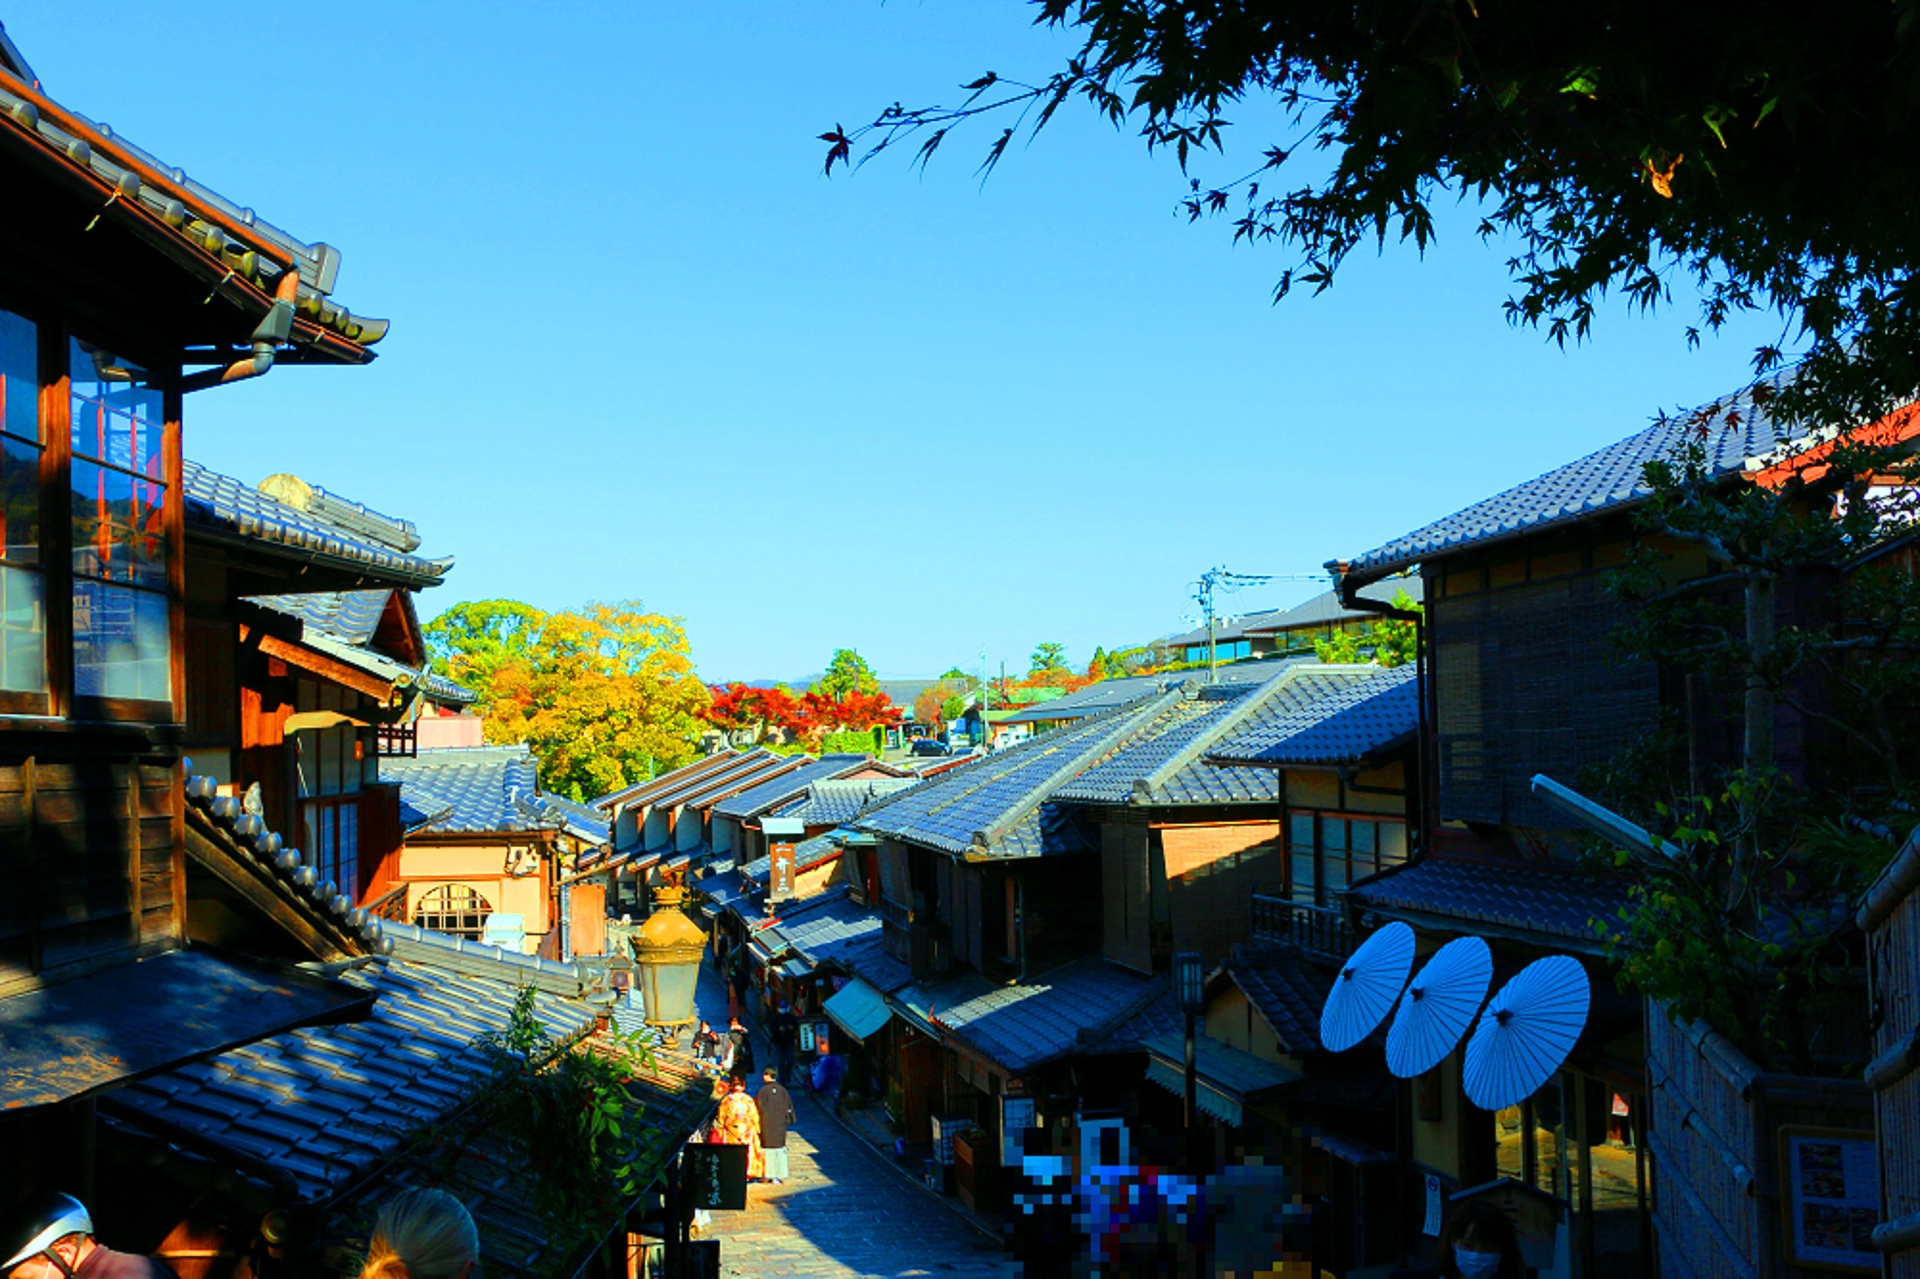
[1079,975,1181,1057]
[853,692,1189,858]
[839,936,912,994]
[761,891,883,971]
[644,751,792,812]
[1228,946,1336,1056]
[772,777,921,826]
[103,940,711,1278]
[381,745,597,837]
[996,656,1314,724]
[1205,663,1418,767]
[0,69,384,356]
[185,462,450,587]
[1349,856,1632,950]
[256,589,392,646]
[592,753,744,811]
[1349,381,1809,573]
[1054,684,1279,806]
[1245,579,1418,632]
[710,754,872,821]
[738,830,844,888]
[933,957,1155,1073]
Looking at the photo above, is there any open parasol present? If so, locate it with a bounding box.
[1462,954,1591,1111]
[1385,935,1492,1078]
[1318,920,1415,1053]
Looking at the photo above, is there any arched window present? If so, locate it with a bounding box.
[414,884,492,939]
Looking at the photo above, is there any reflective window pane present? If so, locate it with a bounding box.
[0,563,44,694]
[0,311,38,444]
[1380,821,1409,865]
[73,580,169,701]
[69,339,163,475]
[71,459,166,587]
[1290,850,1316,905]
[0,434,39,567]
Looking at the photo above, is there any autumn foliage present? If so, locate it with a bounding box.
[704,681,900,747]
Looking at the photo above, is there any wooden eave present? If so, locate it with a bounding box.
[237,620,404,707]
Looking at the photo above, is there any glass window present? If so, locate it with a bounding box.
[1381,820,1409,865]
[1288,814,1317,904]
[1350,819,1378,878]
[69,339,169,705]
[414,884,492,940]
[0,312,43,697]
[303,796,361,902]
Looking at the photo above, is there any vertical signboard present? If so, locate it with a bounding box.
[763,817,804,904]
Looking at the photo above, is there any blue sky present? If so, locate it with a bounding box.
[12,4,1783,683]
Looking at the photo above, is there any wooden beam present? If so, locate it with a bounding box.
[238,624,398,705]
[182,807,354,962]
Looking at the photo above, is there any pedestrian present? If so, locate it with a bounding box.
[3,1194,175,1279]
[809,1044,845,1112]
[1436,1200,1525,1279]
[726,948,748,1022]
[727,1017,756,1079]
[715,1076,765,1181]
[692,1020,721,1064]
[754,1067,798,1186]
[769,1000,800,1085]
[358,1188,479,1279]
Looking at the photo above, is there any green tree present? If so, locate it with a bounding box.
[815,648,880,699]
[940,666,972,680]
[483,602,711,801]
[830,1,1920,442]
[424,599,546,712]
[1314,590,1422,668]
[1030,641,1068,673]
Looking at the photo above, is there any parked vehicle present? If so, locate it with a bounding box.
[911,739,950,757]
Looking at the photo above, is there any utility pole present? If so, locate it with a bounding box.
[1192,567,1333,682]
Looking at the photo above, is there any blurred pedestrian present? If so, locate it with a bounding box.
[727,1017,755,1079]
[1437,1200,1525,1279]
[755,1068,797,1185]
[692,1020,721,1065]
[809,1045,845,1112]
[715,1076,764,1181]
[358,1189,478,1279]
[3,1193,175,1279]
[769,1000,799,1085]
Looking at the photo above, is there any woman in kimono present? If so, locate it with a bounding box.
[714,1076,765,1180]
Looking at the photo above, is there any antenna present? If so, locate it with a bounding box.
[1384,935,1493,1078]
[1462,955,1592,1111]
[1191,568,1330,683]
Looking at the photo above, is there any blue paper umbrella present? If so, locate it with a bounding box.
[1462,955,1591,1111]
[1385,935,1493,1078]
[1318,921,1415,1053]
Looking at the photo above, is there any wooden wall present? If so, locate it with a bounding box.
[0,742,181,998]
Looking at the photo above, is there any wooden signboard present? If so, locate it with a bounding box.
[769,842,796,902]
[1779,1127,1880,1272]
[681,1144,748,1211]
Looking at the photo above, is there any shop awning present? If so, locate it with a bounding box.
[1143,1033,1300,1129]
[1,946,376,1110]
[823,978,892,1043]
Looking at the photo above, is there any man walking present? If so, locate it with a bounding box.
[769,1000,800,1086]
[754,1068,797,1186]
[727,1017,756,1080]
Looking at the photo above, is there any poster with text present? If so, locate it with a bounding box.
[1782,1129,1879,1271]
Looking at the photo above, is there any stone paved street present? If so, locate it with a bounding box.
[707,1085,1006,1278]
[681,965,1006,1278]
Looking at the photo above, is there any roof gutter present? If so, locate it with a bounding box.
[1326,559,1432,864]
[180,268,298,393]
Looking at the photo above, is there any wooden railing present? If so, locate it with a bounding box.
[1250,892,1355,961]
[365,882,409,923]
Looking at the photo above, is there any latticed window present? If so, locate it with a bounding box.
[414,884,492,939]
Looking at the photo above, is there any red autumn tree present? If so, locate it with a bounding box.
[704,683,804,744]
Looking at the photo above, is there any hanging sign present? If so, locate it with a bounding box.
[1780,1127,1880,1272]
[764,817,804,903]
[1000,1095,1037,1167]
[1423,1175,1443,1237]
[799,1020,816,1053]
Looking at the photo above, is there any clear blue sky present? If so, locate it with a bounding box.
[12,3,1784,684]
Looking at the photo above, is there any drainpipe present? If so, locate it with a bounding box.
[183,268,298,391]
[1325,559,1431,862]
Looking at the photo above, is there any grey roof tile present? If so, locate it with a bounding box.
[1055,686,1280,806]
[380,746,603,840]
[710,754,874,821]
[1205,664,1418,767]
[1162,580,1411,647]
[1349,380,1818,573]
[1227,946,1336,1055]
[738,830,844,887]
[760,891,884,969]
[853,692,1193,857]
[996,655,1316,724]
[255,589,393,646]
[773,777,920,826]
[1349,856,1632,948]
[184,461,449,586]
[839,937,912,994]
[932,957,1155,1073]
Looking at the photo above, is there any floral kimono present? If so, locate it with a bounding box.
[716,1088,765,1179]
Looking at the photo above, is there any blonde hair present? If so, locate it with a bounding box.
[360,1189,478,1279]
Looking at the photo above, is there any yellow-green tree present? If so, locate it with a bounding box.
[432,600,710,802]
[1314,590,1422,668]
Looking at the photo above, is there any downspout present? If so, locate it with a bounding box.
[184,267,298,391]
[1326,559,1431,861]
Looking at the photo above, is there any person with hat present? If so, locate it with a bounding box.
[3,1194,174,1279]
[768,999,800,1086]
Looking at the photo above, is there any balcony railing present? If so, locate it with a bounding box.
[1251,892,1355,961]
